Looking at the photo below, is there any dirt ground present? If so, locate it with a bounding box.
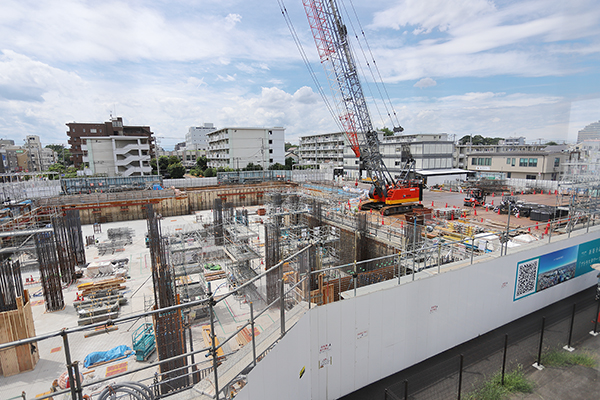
[362,187,575,233]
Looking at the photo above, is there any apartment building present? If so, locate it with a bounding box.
[186,123,216,151]
[298,132,346,169]
[206,127,285,169]
[82,136,152,177]
[67,117,154,168]
[343,133,455,178]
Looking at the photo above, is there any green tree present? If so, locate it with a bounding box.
[196,155,208,171]
[380,127,394,136]
[243,162,263,171]
[64,166,79,178]
[46,163,65,180]
[459,135,503,145]
[545,141,558,145]
[268,163,286,170]
[204,167,216,177]
[167,162,186,179]
[285,157,295,170]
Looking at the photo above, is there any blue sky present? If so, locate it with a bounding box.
[0,0,599,149]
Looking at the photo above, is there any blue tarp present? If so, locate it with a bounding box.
[84,345,132,368]
[152,184,163,190]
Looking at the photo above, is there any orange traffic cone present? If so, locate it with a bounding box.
[536,222,539,230]
[432,201,434,207]
[492,192,495,197]
[445,203,448,208]
[382,219,385,225]
[497,208,501,215]
[474,208,477,216]
[528,227,531,232]
[481,218,484,223]
[492,200,494,206]
[486,206,489,212]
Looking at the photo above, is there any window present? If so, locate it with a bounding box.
[528,158,537,167]
[269,158,273,163]
[519,158,528,167]
[395,161,401,166]
[269,140,273,144]
[83,128,86,133]
[512,158,515,166]
[472,157,491,166]
[506,158,511,165]
[90,128,97,133]
[554,157,560,167]
[526,174,537,180]
[269,130,273,135]
[269,149,273,153]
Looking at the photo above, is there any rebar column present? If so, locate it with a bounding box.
[265,223,280,304]
[146,204,189,394]
[35,232,64,312]
[0,259,24,312]
[213,199,224,246]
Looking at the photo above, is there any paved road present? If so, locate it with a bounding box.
[341,286,598,400]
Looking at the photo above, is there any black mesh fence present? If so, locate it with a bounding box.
[344,287,599,400]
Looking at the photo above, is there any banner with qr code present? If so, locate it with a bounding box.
[514,239,600,301]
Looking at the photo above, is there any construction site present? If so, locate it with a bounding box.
[0,169,599,400]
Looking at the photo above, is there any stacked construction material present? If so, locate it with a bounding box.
[97,228,135,255]
[75,278,127,325]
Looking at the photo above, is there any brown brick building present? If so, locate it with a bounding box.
[66,117,155,168]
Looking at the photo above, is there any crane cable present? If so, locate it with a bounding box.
[276,0,345,135]
[343,0,403,131]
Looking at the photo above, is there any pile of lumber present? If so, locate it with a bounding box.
[77,278,126,297]
[204,270,227,281]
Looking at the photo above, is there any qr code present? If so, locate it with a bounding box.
[515,259,539,299]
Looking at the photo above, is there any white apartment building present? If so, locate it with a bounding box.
[23,135,56,172]
[298,132,346,168]
[343,133,455,178]
[82,136,152,177]
[186,123,216,150]
[206,127,285,169]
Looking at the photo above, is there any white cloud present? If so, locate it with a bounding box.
[413,77,436,88]
[372,0,496,33]
[0,0,299,63]
[369,0,600,81]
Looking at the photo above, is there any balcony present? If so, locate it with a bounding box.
[114,143,150,155]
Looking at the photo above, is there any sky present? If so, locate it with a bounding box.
[0,0,599,150]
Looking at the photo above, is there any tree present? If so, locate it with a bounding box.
[268,163,286,170]
[545,141,558,146]
[45,163,65,180]
[167,162,186,179]
[285,157,295,170]
[196,155,208,171]
[380,127,394,136]
[243,162,263,171]
[204,167,217,177]
[458,135,503,145]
